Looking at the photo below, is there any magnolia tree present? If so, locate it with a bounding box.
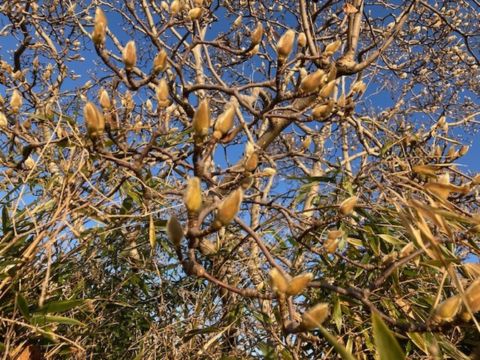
[1,0,480,359]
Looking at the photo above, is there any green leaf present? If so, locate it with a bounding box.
[317,325,356,360]
[34,299,85,314]
[2,206,10,234]
[31,314,85,326]
[379,234,404,246]
[333,298,343,332]
[16,293,30,320]
[372,312,405,360]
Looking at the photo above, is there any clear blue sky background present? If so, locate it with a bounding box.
[0,6,479,175]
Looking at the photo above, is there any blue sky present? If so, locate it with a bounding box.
[1,4,479,175]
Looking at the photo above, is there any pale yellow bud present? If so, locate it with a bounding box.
[188,7,203,20]
[269,268,289,294]
[433,295,461,323]
[192,99,210,136]
[459,145,469,157]
[437,115,446,128]
[161,1,169,11]
[297,32,307,47]
[193,0,203,5]
[99,88,111,109]
[465,278,480,313]
[262,167,277,176]
[156,79,170,107]
[351,81,366,95]
[277,29,295,61]
[83,102,105,138]
[92,7,107,45]
[299,70,326,93]
[312,101,333,120]
[214,188,243,227]
[122,41,137,70]
[247,44,260,56]
[245,141,255,157]
[319,80,336,98]
[145,99,153,112]
[286,273,313,296]
[24,156,35,170]
[244,152,258,172]
[170,0,183,15]
[153,50,168,72]
[0,112,7,127]
[339,196,358,215]
[10,90,23,113]
[167,216,184,250]
[327,229,344,239]
[301,303,329,330]
[473,174,480,186]
[324,238,339,253]
[324,39,342,56]
[302,135,312,149]
[327,64,337,82]
[183,177,202,213]
[250,23,264,45]
[446,146,456,158]
[233,15,242,28]
[213,103,236,139]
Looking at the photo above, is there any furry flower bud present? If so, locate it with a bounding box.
[167,216,184,250]
[286,273,313,296]
[324,39,342,56]
[92,7,107,45]
[250,23,264,45]
[312,101,333,120]
[339,196,358,215]
[99,88,111,109]
[277,29,295,61]
[297,32,307,47]
[214,188,243,227]
[153,50,168,72]
[83,102,105,138]
[188,7,202,20]
[0,112,7,127]
[213,103,236,139]
[319,80,336,98]
[301,303,330,330]
[122,41,137,70]
[433,295,461,323]
[300,70,326,93]
[269,268,289,294]
[156,79,170,107]
[10,90,23,113]
[192,100,210,137]
[183,177,202,213]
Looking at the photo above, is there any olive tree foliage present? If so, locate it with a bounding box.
[0,0,479,358]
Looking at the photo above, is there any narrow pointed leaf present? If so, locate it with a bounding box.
[372,312,405,360]
[317,324,356,360]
